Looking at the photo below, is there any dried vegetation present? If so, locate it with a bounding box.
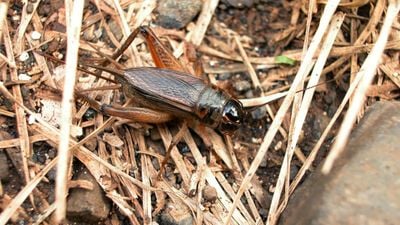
[0,0,399,224]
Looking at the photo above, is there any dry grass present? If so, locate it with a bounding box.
[0,0,399,224]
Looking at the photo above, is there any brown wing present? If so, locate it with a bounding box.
[121,67,206,114]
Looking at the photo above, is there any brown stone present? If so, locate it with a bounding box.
[159,201,193,225]
[67,167,111,223]
[280,101,400,225]
[155,0,202,29]
[202,185,217,203]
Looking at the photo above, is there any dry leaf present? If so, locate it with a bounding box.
[103,133,124,148]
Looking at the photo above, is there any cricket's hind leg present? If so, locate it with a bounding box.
[77,93,173,124]
[139,26,188,73]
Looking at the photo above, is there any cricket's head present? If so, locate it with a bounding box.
[219,99,244,134]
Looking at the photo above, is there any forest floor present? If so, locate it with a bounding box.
[0,0,399,224]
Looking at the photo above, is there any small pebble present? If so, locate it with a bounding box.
[46,39,59,53]
[83,108,96,119]
[209,60,218,67]
[18,73,31,81]
[178,143,190,154]
[53,52,63,60]
[83,28,96,41]
[19,52,30,62]
[71,125,83,138]
[290,164,299,181]
[218,3,228,10]
[252,137,262,144]
[202,185,217,203]
[233,80,251,92]
[37,3,51,16]
[46,167,57,181]
[244,90,254,98]
[30,31,41,40]
[108,20,123,41]
[269,184,275,193]
[260,158,267,167]
[218,73,232,80]
[26,3,34,14]
[256,4,266,11]
[150,128,161,141]
[28,114,36,124]
[323,94,334,104]
[159,202,193,225]
[47,148,57,158]
[33,149,47,164]
[250,106,267,120]
[94,28,103,39]
[222,0,257,8]
[156,0,202,29]
[12,15,20,21]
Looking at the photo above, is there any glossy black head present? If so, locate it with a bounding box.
[219,99,244,133]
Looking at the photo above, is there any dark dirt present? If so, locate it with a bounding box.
[211,1,343,199]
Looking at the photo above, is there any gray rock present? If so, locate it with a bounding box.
[156,0,202,29]
[67,167,111,223]
[280,101,400,225]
